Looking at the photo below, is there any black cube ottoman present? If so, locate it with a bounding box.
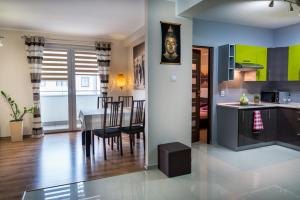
[158,142,191,177]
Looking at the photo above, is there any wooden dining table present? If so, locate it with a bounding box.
[79,107,132,157]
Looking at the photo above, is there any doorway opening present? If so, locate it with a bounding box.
[192,46,213,144]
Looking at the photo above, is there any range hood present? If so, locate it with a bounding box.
[235,63,264,71]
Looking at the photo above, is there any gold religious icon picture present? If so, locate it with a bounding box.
[160,21,181,65]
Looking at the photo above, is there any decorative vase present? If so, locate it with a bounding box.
[9,121,23,142]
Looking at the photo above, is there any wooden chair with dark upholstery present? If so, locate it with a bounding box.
[97,96,113,109]
[118,96,133,107]
[121,100,145,154]
[92,101,124,160]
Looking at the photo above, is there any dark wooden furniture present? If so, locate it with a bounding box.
[97,96,113,109]
[121,100,145,154]
[238,108,277,147]
[267,47,288,81]
[158,142,191,177]
[118,96,133,107]
[277,108,300,146]
[92,101,124,160]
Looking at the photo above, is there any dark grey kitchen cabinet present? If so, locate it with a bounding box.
[277,108,300,146]
[267,47,288,81]
[238,108,277,147]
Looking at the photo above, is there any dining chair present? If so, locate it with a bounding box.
[92,101,124,160]
[97,96,113,109]
[118,96,133,107]
[121,100,145,154]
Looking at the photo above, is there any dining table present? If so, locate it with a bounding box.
[79,107,132,157]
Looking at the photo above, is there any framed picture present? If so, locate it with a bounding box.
[160,21,181,65]
[133,42,145,90]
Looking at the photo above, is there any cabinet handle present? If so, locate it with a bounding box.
[243,60,250,63]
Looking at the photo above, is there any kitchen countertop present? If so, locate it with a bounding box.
[217,102,300,109]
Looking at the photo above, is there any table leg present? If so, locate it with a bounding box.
[82,131,86,145]
[85,131,91,157]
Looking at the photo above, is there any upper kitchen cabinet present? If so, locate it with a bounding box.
[235,44,268,81]
[256,47,268,81]
[288,44,300,81]
[235,44,257,64]
[218,44,235,82]
[267,47,288,81]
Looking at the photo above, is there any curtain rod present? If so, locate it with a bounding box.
[20,35,112,44]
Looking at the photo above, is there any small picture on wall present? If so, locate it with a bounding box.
[133,42,145,90]
[160,21,181,64]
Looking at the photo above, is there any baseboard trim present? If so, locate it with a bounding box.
[144,164,158,170]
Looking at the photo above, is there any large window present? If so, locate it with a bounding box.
[40,47,99,132]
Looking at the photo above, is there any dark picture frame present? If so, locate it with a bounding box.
[160,21,181,65]
[133,42,145,90]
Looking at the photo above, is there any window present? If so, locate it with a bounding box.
[81,77,90,87]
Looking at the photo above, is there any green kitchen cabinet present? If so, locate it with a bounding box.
[256,47,268,81]
[235,44,257,64]
[288,44,300,81]
[235,44,267,81]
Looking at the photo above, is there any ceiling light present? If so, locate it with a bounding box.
[269,0,274,7]
[290,3,294,11]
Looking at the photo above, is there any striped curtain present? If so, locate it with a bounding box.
[95,42,111,97]
[25,36,45,138]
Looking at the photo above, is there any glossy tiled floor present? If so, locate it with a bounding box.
[24,144,300,200]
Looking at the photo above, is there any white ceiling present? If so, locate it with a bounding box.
[0,0,145,39]
[180,0,300,29]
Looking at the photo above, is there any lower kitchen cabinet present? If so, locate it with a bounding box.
[238,109,277,147]
[277,108,300,146]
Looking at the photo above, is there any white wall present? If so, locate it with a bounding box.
[146,0,192,166]
[0,29,130,137]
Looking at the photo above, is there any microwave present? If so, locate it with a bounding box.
[261,91,290,104]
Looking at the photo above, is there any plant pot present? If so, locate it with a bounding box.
[10,121,23,142]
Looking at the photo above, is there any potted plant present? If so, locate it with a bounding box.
[1,91,35,142]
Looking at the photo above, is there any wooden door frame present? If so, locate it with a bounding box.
[192,45,214,144]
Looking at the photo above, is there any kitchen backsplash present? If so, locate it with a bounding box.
[218,78,300,103]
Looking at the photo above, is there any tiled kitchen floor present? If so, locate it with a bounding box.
[24,144,300,200]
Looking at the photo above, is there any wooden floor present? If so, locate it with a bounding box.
[0,132,145,200]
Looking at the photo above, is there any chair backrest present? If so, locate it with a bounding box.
[129,100,145,128]
[118,96,133,107]
[97,96,113,109]
[103,101,124,131]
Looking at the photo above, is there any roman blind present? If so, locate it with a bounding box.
[75,50,98,76]
[42,49,68,80]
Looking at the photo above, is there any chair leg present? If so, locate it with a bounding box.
[103,138,107,160]
[120,134,123,156]
[111,137,114,150]
[133,133,136,146]
[129,134,133,154]
[92,133,95,155]
[117,136,120,151]
[143,131,145,151]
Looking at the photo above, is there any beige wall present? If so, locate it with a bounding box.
[0,29,130,137]
[0,30,33,137]
[126,31,146,100]
[146,0,192,166]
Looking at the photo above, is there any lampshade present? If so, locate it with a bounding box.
[116,74,126,89]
